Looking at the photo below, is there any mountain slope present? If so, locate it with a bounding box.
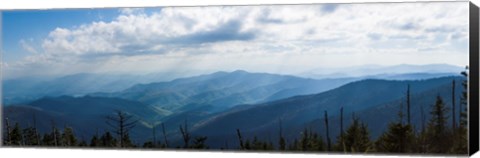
[96,70,356,114]
[190,76,463,148]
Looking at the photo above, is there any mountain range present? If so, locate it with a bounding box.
[2,65,465,147]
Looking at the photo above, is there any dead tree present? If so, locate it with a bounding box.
[152,123,157,147]
[340,107,344,141]
[106,110,138,148]
[51,120,58,147]
[236,129,244,149]
[179,120,190,148]
[452,80,456,130]
[4,117,11,145]
[406,84,411,126]
[324,110,331,151]
[161,123,168,148]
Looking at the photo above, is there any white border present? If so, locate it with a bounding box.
[0,0,478,158]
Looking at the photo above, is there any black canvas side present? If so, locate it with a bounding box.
[469,1,479,156]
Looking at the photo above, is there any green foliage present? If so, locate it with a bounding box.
[100,132,117,147]
[61,126,77,146]
[425,96,451,153]
[10,123,23,145]
[23,126,40,146]
[343,117,372,152]
[191,136,209,149]
[375,123,415,153]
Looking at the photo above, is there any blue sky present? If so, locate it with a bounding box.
[1,2,470,79]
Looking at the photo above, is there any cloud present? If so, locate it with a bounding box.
[4,2,470,79]
[19,39,38,54]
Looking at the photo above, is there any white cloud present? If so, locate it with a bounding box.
[19,39,38,54]
[5,2,470,79]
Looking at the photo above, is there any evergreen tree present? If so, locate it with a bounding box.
[450,67,468,154]
[90,136,100,147]
[10,123,23,146]
[100,131,117,147]
[278,120,286,151]
[375,123,414,153]
[375,103,415,153]
[191,136,208,149]
[23,126,39,146]
[41,133,54,146]
[343,116,372,152]
[78,140,88,147]
[61,126,77,146]
[425,96,451,153]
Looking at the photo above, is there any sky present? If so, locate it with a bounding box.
[1,2,470,79]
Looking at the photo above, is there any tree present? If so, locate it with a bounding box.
[23,126,40,146]
[3,117,12,145]
[61,126,77,146]
[161,123,169,148]
[343,115,372,152]
[324,111,332,151]
[452,80,456,130]
[106,110,137,148]
[425,96,451,153]
[450,66,468,154]
[191,136,208,149]
[236,129,244,150]
[375,104,415,153]
[297,127,325,151]
[334,107,346,152]
[100,131,117,147]
[406,84,411,126]
[179,120,191,148]
[278,120,286,150]
[10,123,23,145]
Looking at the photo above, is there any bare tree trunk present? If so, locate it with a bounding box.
[33,114,40,145]
[236,129,244,150]
[407,84,411,126]
[179,120,190,148]
[5,117,11,145]
[340,107,344,144]
[51,120,57,147]
[452,80,456,130]
[152,123,156,147]
[161,123,168,148]
[324,111,331,151]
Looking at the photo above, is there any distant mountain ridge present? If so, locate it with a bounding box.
[190,76,464,148]
[301,64,464,79]
[93,70,357,114]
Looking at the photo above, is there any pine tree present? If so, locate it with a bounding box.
[450,67,468,154]
[10,123,23,146]
[191,136,208,149]
[278,120,286,150]
[3,117,12,145]
[100,131,117,147]
[375,103,415,153]
[90,135,100,147]
[425,96,451,153]
[23,126,40,146]
[61,126,77,146]
[343,116,372,152]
